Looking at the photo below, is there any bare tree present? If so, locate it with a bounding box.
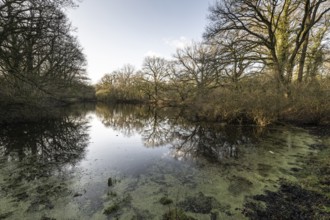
[142,56,170,101]
[166,60,195,102]
[205,0,330,89]
[209,31,265,88]
[301,16,330,81]
[175,42,220,96]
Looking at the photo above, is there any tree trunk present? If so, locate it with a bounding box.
[297,33,309,82]
[297,7,311,83]
[273,59,285,86]
[286,61,295,83]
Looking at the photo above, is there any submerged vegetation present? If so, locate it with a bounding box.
[243,131,330,219]
[243,182,330,219]
[0,103,329,219]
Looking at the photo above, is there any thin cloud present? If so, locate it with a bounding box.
[164,36,193,49]
[144,50,163,57]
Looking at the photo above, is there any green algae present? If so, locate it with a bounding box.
[0,105,327,220]
[110,126,318,219]
[81,125,318,219]
[242,130,330,219]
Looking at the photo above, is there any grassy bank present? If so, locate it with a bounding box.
[94,58,330,128]
[0,81,96,124]
[0,98,96,125]
[186,81,330,126]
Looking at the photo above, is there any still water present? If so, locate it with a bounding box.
[0,104,321,219]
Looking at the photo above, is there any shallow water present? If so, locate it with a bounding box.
[0,104,323,219]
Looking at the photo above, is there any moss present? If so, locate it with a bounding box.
[122,194,133,205]
[227,175,253,196]
[179,192,220,214]
[0,212,13,219]
[257,163,273,177]
[40,217,56,220]
[108,191,117,197]
[159,197,173,205]
[162,208,197,220]
[103,203,120,215]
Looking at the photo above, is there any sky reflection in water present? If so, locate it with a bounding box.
[0,104,317,219]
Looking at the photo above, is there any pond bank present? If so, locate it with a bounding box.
[1,98,329,127]
[96,99,330,127]
[0,101,96,125]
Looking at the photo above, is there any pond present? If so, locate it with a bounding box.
[0,104,326,219]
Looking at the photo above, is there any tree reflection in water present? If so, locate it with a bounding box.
[0,104,308,219]
[95,104,262,162]
[88,104,316,219]
[95,104,148,136]
[0,117,89,164]
[170,124,259,162]
[0,115,90,214]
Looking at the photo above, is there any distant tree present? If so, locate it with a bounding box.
[175,42,220,96]
[141,56,170,101]
[96,64,145,102]
[166,60,195,102]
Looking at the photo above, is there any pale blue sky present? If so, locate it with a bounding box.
[68,0,214,83]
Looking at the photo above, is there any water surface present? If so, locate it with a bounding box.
[0,104,322,219]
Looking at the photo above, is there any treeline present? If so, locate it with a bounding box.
[0,0,94,107]
[96,0,330,126]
